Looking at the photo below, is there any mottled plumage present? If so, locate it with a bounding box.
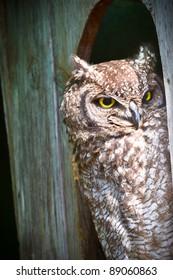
[61,47,173,259]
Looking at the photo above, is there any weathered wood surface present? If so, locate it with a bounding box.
[0,0,100,259]
[142,0,173,184]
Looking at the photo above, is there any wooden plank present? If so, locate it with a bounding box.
[142,0,173,184]
[0,0,100,259]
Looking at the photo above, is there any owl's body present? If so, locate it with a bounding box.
[61,48,173,259]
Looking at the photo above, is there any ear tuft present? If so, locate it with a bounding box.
[132,45,157,71]
[70,55,92,72]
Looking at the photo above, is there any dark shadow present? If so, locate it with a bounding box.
[78,0,161,74]
[0,83,20,259]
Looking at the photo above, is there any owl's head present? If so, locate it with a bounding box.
[61,46,165,142]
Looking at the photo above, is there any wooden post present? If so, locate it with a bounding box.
[0,0,104,259]
[142,0,173,184]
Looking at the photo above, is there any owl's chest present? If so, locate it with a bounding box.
[77,118,171,216]
[78,111,170,189]
[78,130,146,187]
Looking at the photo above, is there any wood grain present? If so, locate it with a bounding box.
[0,0,103,259]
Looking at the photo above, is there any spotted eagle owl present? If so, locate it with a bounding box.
[61,46,173,259]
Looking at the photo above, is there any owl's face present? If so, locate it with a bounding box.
[62,49,165,142]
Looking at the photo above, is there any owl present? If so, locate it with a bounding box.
[61,46,173,259]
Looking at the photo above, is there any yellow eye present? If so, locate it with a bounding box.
[98,97,116,108]
[142,91,152,104]
[145,91,152,101]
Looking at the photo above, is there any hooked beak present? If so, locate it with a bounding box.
[129,101,142,129]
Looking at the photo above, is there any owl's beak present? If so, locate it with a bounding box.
[129,101,142,129]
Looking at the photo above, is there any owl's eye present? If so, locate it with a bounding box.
[98,97,116,108]
[142,91,153,104]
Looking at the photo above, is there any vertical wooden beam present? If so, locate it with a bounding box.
[142,0,173,184]
[0,0,101,259]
